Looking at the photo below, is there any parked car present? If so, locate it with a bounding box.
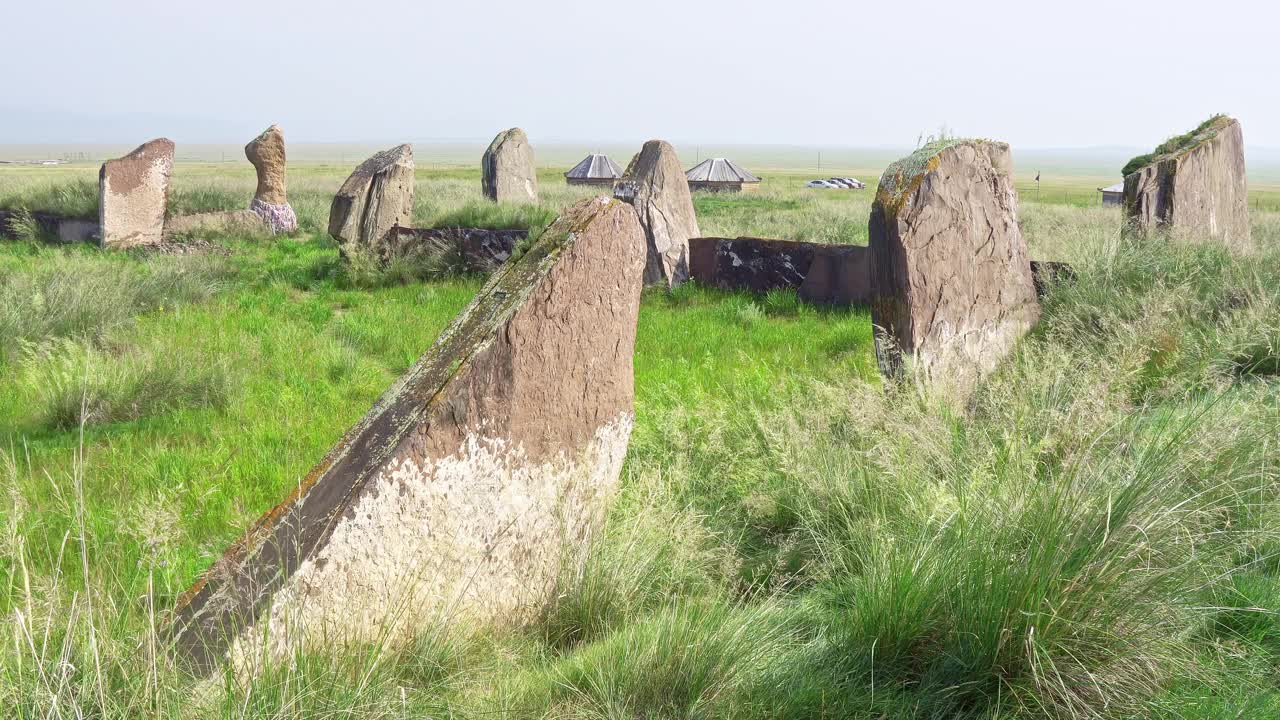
[831,177,866,189]
[806,177,866,189]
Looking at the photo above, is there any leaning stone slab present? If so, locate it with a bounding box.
[99,138,174,249]
[1123,115,1251,252]
[170,195,645,673]
[245,124,297,233]
[482,128,538,203]
[328,144,415,257]
[615,140,700,287]
[869,139,1039,387]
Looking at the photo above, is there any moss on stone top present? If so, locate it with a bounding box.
[1121,114,1232,178]
[876,138,995,217]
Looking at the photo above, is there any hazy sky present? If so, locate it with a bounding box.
[4,0,1277,148]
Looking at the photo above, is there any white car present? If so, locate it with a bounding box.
[807,177,865,190]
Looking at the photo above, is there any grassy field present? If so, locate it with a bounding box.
[4,161,1280,718]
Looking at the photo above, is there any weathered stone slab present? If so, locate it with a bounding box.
[98,138,174,249]
[328,144,415,257]
[171,196,645,672]
[1123,115,1251,252]
[688,236,872,306]
[245,124,298,233]
[482,128,538,203]
[614,140,699,287]
[164,209,267,238]
[380,226,528,273]
[869,139,1039,386]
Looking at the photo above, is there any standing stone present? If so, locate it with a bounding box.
[98,138,174,249]
[615,140,699,287]
[245,124,298,233]
[1123,115,1251,252]
[869,139,1039,388]
[328,144,414,258]
[482,128,538,203]
[171,196,645,673]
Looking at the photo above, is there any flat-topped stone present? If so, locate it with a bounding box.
[615,140,699,287]
[869,139,1039,388]
[99,138,174,249]
[482,128,538,203]
[328,144,415,257]
[170,195,645,673]
[1123,115,1251,251]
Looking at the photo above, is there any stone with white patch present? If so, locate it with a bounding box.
[171,195,645,672]
[99,138,174,249]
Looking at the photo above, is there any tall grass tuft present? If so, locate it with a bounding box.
[0,251,232,357]
[14,337,237,430]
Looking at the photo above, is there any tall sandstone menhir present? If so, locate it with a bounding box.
[482,127,538,203]
[1123,115,1252,252]
[245,124,298,233]
[98,138,174,249]
[615,139,700,287]
[868,139,1040,390]
[170,196,646,673]
[328,144,415,258]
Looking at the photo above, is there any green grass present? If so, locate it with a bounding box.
[1122,114,1230,177]
[3,167,1280,718]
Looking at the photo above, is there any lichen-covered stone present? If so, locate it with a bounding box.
[245,125,297,233]
[482,128,538,203]
[615,140,699,287]
[98,138,174,249]
[328,144,414,256]
[869,139,1039,388]
[170,196,645,673]
[1123,116,1251,251]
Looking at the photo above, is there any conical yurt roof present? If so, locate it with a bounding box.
[565,153,624,179]
[684,157,760,183]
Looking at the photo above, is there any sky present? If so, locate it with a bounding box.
[3,0,1277,149]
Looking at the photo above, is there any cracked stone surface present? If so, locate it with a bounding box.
[1124,116,1252,252]
[615,140,699,287]
[869,140,1039,390]
[328,144,415,256]
[482,128,538,203]
[170,195,645,673]
[98,138,174,249]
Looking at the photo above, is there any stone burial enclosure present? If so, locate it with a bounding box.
[170,196,646,672]
[327,143,532,273]
[689,237,873,306]
[0,127,301,248]
[689,237,1069,308]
